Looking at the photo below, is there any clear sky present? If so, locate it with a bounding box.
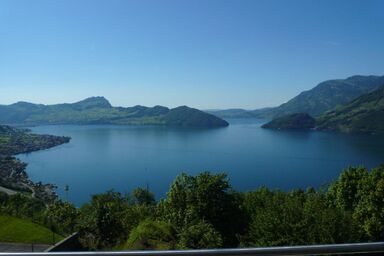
[0,0,383,109]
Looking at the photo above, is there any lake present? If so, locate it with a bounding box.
[18,119,384,206]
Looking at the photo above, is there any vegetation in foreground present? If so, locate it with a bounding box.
[1,165,383,250]
[0,214,63,244]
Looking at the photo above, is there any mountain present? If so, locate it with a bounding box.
[207,75,384,120]
[315,85,384,134]
[262,85,384,134]
[261,113,315,130]
[255,75,384,119]
[0,97,229,128]
[164,106,229,127]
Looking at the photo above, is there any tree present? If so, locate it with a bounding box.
[327,167,368,211]
[45,200,78,235]
[126,219,176,250]
[158,172,245,247]
[132,187,155,206]
[241,188,357,246]
[178,221,223,249]
[327,165,384,241]
[78,191,129,249]
[352,166,384,240]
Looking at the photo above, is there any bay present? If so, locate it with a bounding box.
[18,119,384,206]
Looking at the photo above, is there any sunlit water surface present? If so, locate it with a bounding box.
[18,119,384,206]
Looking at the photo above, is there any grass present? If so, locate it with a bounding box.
[0,214,63,244]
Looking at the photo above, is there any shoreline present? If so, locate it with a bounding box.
[0,127,71,203]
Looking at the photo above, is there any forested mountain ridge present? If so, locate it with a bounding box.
[260,75,384,118]
[315,85,384,134]
[207,75,384,120]
[261,113,315,130]
[0,97,229,127]
[262,85,384,134]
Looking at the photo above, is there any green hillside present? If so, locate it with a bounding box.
[262,113,315,130]
[164,106,229,127]
[262,85,384,134]
[208,75,384,120]
[255,75,384,118]
[0,97,228,128]
[316,85,384,134]
[0,214,63,244]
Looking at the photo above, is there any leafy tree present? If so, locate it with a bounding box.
[45,200,78,235]
[78,190,129,249]
[241,188,358,246]
[302,192,358,244]
[178,221,223,249]
[327,165,384,241]
[1,193,45,220]
[126,219,177,250]
[242,189,306,246]
[132,187,155,206]
[351,166,384,240]
[158,172,245,247]
[327,167,368,210]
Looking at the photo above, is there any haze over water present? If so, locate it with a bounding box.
[18,119,384,206]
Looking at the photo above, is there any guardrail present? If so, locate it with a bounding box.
[1,242,384,256]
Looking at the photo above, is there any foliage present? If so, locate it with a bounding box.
[132,187,156,206]
[241,188,358,246]
[126,219,177,250]
[45,200,78,235]
[0,193,46,220]
[1,166,384,249]
[328,165,384,240]
[77,190,129,249]
[158,172,245,247]
[178,221,223,249]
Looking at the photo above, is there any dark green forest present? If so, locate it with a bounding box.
[1,165,383,250]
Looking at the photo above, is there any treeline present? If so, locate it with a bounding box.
[1,165,383,250]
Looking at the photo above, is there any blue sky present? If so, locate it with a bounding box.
[0,0,383,109]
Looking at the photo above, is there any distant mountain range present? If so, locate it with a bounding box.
[0,97,229,128]
[207,75,384,119]
[262,85,384,134]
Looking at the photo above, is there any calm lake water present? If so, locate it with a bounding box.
[18,119,384,206]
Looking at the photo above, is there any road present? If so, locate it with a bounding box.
[0,185,17,195]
